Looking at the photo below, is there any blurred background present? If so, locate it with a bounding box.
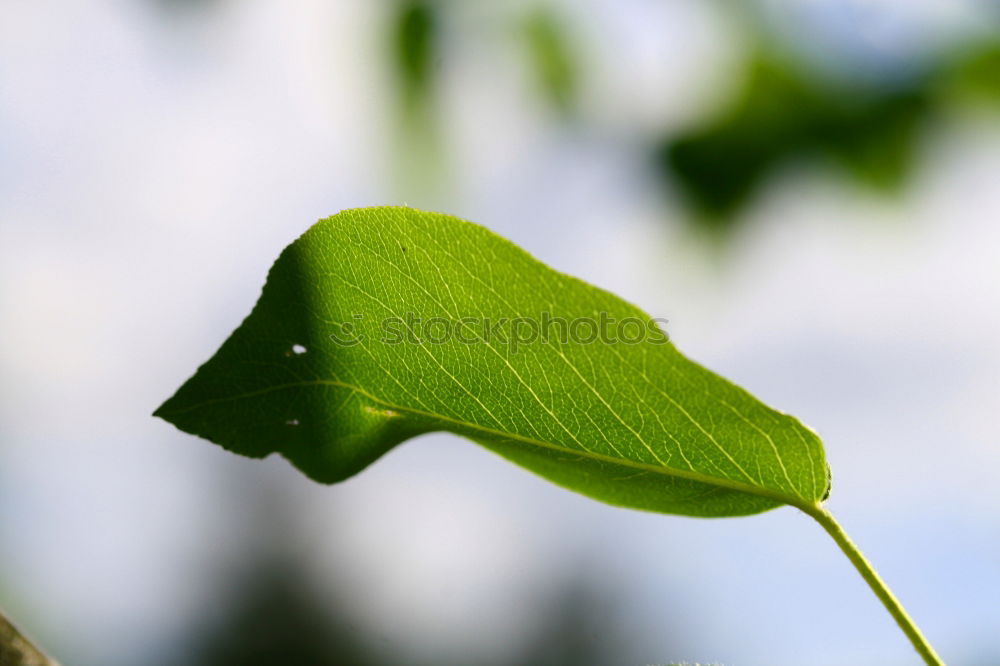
[1,1,999,664]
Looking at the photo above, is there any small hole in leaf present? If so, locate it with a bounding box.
[291,344,307,355]
[285,419,300,426]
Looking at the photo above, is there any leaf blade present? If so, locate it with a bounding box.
[155,207,828,516]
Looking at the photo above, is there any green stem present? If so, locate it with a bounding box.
[805,505,944,666]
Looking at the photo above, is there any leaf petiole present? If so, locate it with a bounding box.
[805,505,944,666]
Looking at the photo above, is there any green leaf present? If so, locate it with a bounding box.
[155,207,828,517]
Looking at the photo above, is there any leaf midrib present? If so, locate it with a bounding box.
[159,377,814,511]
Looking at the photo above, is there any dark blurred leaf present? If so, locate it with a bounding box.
[521,7,579,115]
[657,57,824,227]
[814,90,929,190]
[657,54,931,228]
[390,1,439,116]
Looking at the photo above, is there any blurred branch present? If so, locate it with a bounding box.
[0,610,56,666]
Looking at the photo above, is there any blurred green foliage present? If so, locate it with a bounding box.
[520,7,579,116]
[390,1,440,117]
[387,0,582,122]
[146,0,1000,232]
[379,1,1000,233]
[657,54,932,230]
[656,36,1000,229]
[940,43,1000,103]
